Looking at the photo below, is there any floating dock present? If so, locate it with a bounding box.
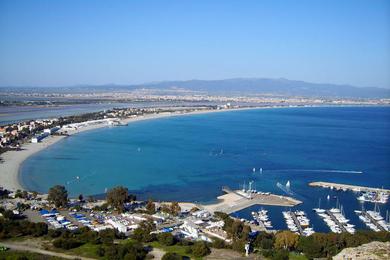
[290,212,304,235]
[362,211,386,232]
[201,186,302,214]
[326,210,348,233]
[309,182,390,194]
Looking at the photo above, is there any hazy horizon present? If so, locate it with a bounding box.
[0,77,388,90]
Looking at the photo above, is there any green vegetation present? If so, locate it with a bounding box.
[214,211,250,252]
[0,250,63,260]
[160,202,181,216]
[157,232,176,246]
[145,199,156,215]
[0,216,48,239]
[132,220,156,243]
[162,252,184,260]
[106,186,135,212]
[47,185,68,208]
[148,241,193,259]
[214,211,390,259]
[191,241,211,257]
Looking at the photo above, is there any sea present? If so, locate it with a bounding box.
[20,106,390,232]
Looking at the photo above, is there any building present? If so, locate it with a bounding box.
[31,132,49,143]
[43,126,60,134]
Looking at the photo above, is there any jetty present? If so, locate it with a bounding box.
[362,212,386,232]
[290,212,304,235]
[309,182,390,194]
[326,210,348,233]
[201,186,302,214]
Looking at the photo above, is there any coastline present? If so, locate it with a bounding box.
[1,104,380,193]
[1,106,263,192]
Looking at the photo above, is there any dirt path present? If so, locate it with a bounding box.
[0,241,96,260]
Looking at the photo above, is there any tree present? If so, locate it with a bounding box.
[132,220,156,242]
[157,232,176,246]
[254,232,275,250]
[271,249,289,260]
[162,252,183,260]
[297,236,323,259]
[48,185,68,208]
[106,186,129,212]
[145,199,156,214]
[160,202,181,216]
[192,241,211,257]
[274,231,299,251]
[211,238,226,249]
[31,191,38,199]
[170,202,181,216]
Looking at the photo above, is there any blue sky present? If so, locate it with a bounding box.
[0,0,389,87]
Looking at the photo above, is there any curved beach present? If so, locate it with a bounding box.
[1,107,262,192]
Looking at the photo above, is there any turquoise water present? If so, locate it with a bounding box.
[20,106,390,231]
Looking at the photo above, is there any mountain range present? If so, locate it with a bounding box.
[1,78,389,99]
[131,78,389,99]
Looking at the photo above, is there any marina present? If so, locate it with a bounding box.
[357,191,389,204]
[314,207,356,234]
[355,209,390,232]
[282,210,314,236]
[251,209,273,229]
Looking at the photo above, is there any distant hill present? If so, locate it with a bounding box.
[1,78,389,99]
[131,78,390,99]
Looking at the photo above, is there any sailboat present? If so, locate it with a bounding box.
[313,198,325,213]
[286,180,291,189]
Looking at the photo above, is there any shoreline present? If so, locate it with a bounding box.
[1,104,384,193]
[2,106,264,192]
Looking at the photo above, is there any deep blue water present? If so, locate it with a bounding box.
[20,106,390,232]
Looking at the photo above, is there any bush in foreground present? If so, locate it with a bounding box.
[162,252,183,260]
[191,241,211,257]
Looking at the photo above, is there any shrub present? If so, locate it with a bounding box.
[211,238,226,249]
[157,232,176,246]
[271,249,289,260]
[162,252,183,260]
[53,238,83,249]
[191,241,211,257]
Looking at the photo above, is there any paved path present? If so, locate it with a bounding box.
[0,241,96,260]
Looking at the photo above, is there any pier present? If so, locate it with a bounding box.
[362,212,386,232]
[326,210,347,233]
[309,182,390,194]
[290,212,304,235]
[201,187,302,214]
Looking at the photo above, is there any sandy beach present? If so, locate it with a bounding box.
[0,106,264,192]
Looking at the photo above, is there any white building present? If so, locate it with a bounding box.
[106,219,127,233]
[31,132,49,143]
[44,126,60,134]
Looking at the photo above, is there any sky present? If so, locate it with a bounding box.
[0,0,389,88]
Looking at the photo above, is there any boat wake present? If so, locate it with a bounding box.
[266,169,363,174]
[277,181,295,196]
